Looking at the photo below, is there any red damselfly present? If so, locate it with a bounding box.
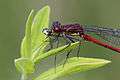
[43,21,120,53]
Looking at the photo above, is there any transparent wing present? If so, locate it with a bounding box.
[84,25,120,47]
[96,32,120,46]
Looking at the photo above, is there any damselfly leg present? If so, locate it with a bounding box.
[54,34,60,72]
[62,33,84,66]
[77,41,81,57]
[63,49,72,67]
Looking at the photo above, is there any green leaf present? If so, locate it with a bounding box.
[34,57,111,80]
[14,58,35,74]
[16,5,50,75]
[31,6,50,54]
[33,42,79,63]
[31,41,49,60]
[21,10,34,58]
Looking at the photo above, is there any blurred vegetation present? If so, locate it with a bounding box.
[1,0,120,80]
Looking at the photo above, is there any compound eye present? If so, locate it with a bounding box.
[52,21,61,27]
[42,28,50,35]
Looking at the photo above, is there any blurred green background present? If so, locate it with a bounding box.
[1,0,120,80]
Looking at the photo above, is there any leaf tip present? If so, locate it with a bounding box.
[102,59,111,64]
[44,5,50,10]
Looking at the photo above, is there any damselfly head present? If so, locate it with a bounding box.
[42,28,52,36]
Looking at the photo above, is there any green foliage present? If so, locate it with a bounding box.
[31,6,50,52]
[15,5,51,76]
[21,10,34,58]
[34,57,111,80]
[14,5,111,80]
[33,42,80,63]
[15,58,35,74]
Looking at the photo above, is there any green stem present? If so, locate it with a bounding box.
[21,74,28,80]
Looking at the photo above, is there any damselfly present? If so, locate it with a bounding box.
[43,21,120,53]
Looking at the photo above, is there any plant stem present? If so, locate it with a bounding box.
[21,74,28,80]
